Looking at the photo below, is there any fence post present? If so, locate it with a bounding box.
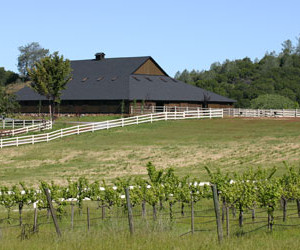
[87,207,90,231]
[44,188,62,237]
[191,194,194,234]
[226,206,229,237]
[211,184,223,243]
[33,208,38,233]
[102,201,105,220]
[151,114,153,123]
[71,204,74,229]
[125,187,134,235]
[142,199,146,218]
[252,208,255,221]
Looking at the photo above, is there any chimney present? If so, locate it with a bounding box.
[95,52,105,60]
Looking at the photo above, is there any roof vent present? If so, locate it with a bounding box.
[95,52,105,60]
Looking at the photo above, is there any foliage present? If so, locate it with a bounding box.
[0,67,19,86]
[28,51,72,120]
[17,42,49,78]
[175,37,300,108]
[250,94,299,109]
[1,163,300,224]
[0,86,19,116]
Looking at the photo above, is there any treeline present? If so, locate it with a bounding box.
[0,67,19,86]
[175,37,300,108]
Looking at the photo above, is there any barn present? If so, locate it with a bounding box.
[15,53,236,114]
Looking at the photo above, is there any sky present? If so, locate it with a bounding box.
[1,0,300,77]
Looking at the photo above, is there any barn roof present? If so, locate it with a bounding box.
[15,56,236,103]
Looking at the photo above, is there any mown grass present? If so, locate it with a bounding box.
[1,117,300,185]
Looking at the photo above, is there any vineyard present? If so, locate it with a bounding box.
[1,163,300,248]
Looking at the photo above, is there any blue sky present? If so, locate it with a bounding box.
[1,0,300,76]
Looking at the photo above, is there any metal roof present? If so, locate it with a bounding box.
[16,56,236,103]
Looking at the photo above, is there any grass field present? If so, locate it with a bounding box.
[1,117,300,185]
[1,116,300,249]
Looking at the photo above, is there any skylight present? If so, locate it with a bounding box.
[97,76,104,81]
[132,76,140,81]
[111,76,118,81]
[145,77,152,82]
[81,77,88,82]
[160,77,167,82]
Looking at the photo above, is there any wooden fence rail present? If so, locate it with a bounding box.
[0,110,223,148]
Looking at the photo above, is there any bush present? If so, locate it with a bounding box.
[250,94,299,109]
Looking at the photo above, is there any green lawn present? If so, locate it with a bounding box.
[1,117,300,185]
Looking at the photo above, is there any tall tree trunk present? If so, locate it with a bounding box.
[181,202,185,216]
[48,99,52,120]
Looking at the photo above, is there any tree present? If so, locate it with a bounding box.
[28,52,72,120]
[0,86,19,116]
[250,94,299,109]
[17,42,49,78]
[0,67,19,86]
[281,39,294,55]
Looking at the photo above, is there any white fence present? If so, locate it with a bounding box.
[0,110,223,148]
[130,106,205,115]
[224,108,300,118]
[0,121,52,138]
[0,119,46,129]
[130,106,300,118]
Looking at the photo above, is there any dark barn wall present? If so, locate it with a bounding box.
[18,100,234,114]
[18,100,130,114]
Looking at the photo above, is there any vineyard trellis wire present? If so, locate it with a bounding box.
[1,163,300,242]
